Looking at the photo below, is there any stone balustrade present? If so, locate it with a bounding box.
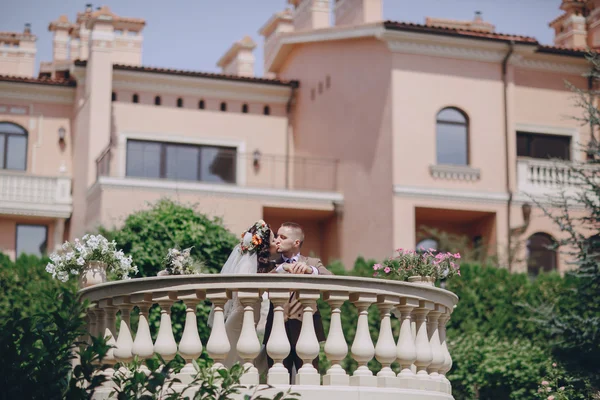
[78,274,458,400]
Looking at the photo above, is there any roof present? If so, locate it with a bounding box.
[0,31,36,41]
[383,20,538,44]
[73,60,298,87]
[217,36,257,68]
[536,44,589,57]
[0,74,75,87]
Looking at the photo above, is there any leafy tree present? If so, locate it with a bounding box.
[101,198,238,277]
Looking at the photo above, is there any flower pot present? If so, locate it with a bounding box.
[408,275,435,286]
[79,261,107,288]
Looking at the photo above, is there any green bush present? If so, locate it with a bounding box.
[100,198,238,277]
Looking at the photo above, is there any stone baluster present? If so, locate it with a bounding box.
[112,296,134,364]
[396,298,418,388]
[153,292,178,362]
[349,293,377,387]
[295,289,321,386]
[87,307,98,343]
[177,290,205,384]
[413,301,433,383]
[206,289,230,370]
[131,293,155,374]
[98,299,118,388]
[236,289,262,385]
[438,308,453,394]
[322,291,349,386]
[266,289,292,385]
[375,295,398,387]
[427,304,445,388]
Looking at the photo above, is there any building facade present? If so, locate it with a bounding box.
[0,0,594,274]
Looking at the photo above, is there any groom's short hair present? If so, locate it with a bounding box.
[281,222,305,247]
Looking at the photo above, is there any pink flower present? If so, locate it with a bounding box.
[558,387,565,391]
[454,253,461,259]
[373,263,382,271]
[541,381,549,386]
[552,362,557,367]
[373,272,378,277]
[548,396,555,400]
[384,267,391,274]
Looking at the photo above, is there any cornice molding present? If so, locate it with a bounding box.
[385,39,506,62]
[394,184,509,204]
[0,82,75,104]
[510,54,588,75]
[429,165,481,181]
[0,202,72,218]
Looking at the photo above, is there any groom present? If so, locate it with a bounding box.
[263,222,332,376]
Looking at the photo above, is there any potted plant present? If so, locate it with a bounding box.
[158,247,203,276]
[373,248,461,286]
[45,234,137,287]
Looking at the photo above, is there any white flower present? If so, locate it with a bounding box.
[76,257,85,266]
[45,263,56,274]
[70,269,79,275]
[50,253,61,264]
[62,242,70,251]
[65,252,75,261]
[57,271,69,282]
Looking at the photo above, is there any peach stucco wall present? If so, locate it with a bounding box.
[278,38,394,268]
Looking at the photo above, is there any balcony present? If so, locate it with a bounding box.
[79,274,458,399]
[516,158,582,198]
[0,170,72,218]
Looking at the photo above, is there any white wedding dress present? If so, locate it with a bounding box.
[208,244,270,370]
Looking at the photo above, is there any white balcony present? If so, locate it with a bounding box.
[79,275,458,400]
[516,158,581,198]
[0,171,72,218]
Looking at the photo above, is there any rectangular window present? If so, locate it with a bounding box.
[16,224,48,257]
[126,139,237,184]
[516,132,571,160]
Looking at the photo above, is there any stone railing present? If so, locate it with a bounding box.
[78,275,458,400]
[0,170,72,218]
[516,158,580,196]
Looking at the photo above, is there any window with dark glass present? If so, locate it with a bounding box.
[177,98,184,108]
[220,102,227,112]
[517,132,571,160]
[132,94,139,103]
[242,104,248,113]
[126,139,237,183]
[154,96,161,106]
[199,99,205,109]
[526,232,557,275]
[263,105,270,115]
[436,107,469,165]
[16,224,47,257]
[0,122,28,170]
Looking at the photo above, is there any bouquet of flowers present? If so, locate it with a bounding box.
[239,220,270,255]
[160,247,202,275]
[45,234,137,283]
[373,248,461,281]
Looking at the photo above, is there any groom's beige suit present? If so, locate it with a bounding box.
[262,254,332,374]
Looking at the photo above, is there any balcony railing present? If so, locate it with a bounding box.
[0,170,72,217]
[516,158,583,197]
[95,147,339,192]
[78,274,458,399]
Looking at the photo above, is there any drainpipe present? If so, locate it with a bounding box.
[285,81,298,190]
[502,41,514,271]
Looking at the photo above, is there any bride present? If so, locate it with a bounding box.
[209,220,277,369]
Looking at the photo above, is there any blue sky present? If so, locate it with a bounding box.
[1,0,561,77]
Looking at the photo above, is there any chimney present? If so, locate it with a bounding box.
[334,0,383,27]
[585,0,600,48]
[85,3,93,12]
[259,9,294,75]
[425,12,495,33]
[0,29,36,77]
[288,0,330,31]
[217,36,257,77]
[24,23,31,34]
[549,0,587,49]
[48,15,71,62]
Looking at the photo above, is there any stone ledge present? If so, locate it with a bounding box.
[429,165,481,181]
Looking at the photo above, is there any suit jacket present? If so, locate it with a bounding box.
[263,255,332,344]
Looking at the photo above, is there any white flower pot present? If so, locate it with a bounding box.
[79,261,107,288]
[407,275,435,286]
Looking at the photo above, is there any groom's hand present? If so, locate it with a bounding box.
[291,262,313,275]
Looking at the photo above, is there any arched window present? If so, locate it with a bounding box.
[436,107,469,165]
[526,232,557,275]
[263,105,270,115]
[220,102,227,112]
[177,98,183,108]
[198,99,205,109]
[0,122,28,170]
[416,238,439,252]
[132,93,139,103]
[242,103,248,113]
[154,96,161,106]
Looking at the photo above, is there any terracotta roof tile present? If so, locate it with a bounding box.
[72,60,297,87]
[0,74,76,87]
[384,20,538,44]
[536,44,589,57]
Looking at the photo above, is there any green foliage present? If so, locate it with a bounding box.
[448,332,549,400]
[100,199,238,277]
